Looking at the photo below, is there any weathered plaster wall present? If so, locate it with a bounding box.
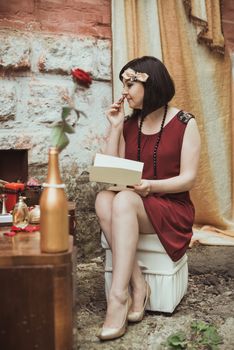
[0,31,111,180]
[0,0,112,258]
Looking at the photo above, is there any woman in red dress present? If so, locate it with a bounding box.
[95,56,201,340]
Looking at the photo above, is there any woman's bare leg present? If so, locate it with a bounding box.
[95,191,149,308]
[95,190,115,247]
[95,190,155,328]
[96,190,144,276]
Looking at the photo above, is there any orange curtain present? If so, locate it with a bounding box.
[183,0,225,54]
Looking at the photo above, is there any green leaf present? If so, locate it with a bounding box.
[51,125,69,152]
[201,326,223,346]
[50,106,86,153]
[63,121,75,134]
[166,332,187,349]
[61,107,72,121]
[191,321,209,332]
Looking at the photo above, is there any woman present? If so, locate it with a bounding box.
[95,56,201,340]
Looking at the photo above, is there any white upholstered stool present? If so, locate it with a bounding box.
[101,232,188,313]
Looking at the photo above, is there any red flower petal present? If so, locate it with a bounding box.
[10,224,40,233]
[24,225,40,232]
[4,231,16,237]
[71,68,92,87]
[11,225,22,232]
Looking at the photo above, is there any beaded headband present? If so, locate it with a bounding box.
[121,68,149,83]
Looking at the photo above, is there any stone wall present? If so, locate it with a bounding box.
[0,30,111,180]
[0,0,112,259]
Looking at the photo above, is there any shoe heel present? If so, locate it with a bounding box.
[127,281,151,323]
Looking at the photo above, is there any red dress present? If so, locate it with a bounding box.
[123,111,195,262]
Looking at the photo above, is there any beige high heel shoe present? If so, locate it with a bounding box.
[96,295,132,341]
[128,281,151,323]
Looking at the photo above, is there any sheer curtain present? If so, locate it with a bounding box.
[111,0,162,101]
[111,0,234,235]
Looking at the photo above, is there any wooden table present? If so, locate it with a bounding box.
[0,228,74,350]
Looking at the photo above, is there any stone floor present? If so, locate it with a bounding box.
[73,245,234,350]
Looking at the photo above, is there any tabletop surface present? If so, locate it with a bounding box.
[0,227,73,266]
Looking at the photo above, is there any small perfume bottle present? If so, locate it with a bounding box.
[12,196,29,228]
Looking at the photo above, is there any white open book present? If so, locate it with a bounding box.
[89,153,144,189]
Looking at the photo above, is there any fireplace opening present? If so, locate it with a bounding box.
[0,149,28,183]
[0,149,76,234]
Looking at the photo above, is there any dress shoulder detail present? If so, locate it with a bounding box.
[177,110,195,124]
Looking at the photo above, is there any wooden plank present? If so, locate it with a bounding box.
[54,263,73,350]
[0,266,55,350]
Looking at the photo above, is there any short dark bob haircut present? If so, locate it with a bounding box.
[119,56,175,118]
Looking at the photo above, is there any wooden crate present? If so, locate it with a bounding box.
[0,231,74,350]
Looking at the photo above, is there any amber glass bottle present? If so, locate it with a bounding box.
[40,147,69,253]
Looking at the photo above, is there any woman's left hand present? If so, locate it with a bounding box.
[134,180,151,197]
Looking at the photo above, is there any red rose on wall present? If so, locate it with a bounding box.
[50,67,92,152]
[71,68,92,87]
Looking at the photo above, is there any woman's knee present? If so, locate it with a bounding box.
[112,190,140,216]
[95,190,114,220]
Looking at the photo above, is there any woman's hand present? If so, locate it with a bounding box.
[106,96,125,128]
[134,180,151,197]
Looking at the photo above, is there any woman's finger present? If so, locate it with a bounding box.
[117,95,126,104]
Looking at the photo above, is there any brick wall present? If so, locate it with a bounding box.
[0,0,111,38]
[221,0,234,52]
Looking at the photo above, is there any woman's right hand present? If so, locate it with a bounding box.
[105,96,125,128]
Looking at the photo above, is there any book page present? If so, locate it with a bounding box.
[89,153,144,186]
[94,153,143,171]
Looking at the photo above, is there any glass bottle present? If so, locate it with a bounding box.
[40,147,69,253]
[12,196,29,228]
[29,205,40,224]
